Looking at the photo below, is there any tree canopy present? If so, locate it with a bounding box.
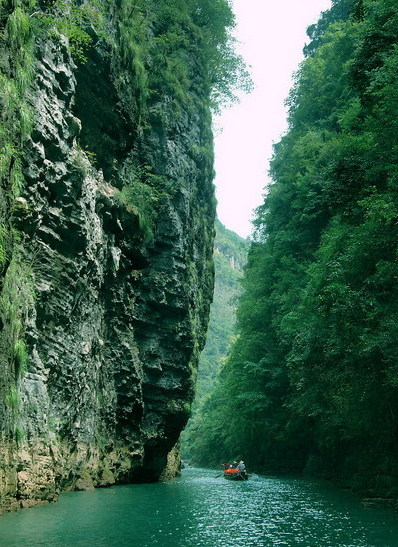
[190,0,398,495]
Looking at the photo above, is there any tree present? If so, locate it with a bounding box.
[191,0,398,495]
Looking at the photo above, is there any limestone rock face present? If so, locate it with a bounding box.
[0,25,215,512]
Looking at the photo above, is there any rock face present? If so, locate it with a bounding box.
[0,11,215,512]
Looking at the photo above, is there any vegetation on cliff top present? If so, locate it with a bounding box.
[191,0,398,497]
[111,0,251,238]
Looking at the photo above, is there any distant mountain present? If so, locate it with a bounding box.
[181,219,247,458]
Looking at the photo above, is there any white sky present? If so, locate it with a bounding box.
[214,0,332,238]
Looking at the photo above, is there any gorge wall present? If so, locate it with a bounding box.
[0,0,233,513]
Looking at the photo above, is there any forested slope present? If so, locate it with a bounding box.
[182,220,247,461]
[193,0,398,500]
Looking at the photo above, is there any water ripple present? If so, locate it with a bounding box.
[0,468,397,546]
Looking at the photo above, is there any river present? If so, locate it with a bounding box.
[0,467,397,546]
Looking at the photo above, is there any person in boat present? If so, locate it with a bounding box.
[237,461,246,473]
[223,462,238,474]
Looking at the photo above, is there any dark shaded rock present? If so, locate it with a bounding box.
[0,18,215,512]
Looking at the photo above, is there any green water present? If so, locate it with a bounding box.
[0,467,397,546]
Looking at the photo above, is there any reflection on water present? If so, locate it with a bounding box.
[0,467,397,546]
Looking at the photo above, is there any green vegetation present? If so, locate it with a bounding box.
[5,386,19,410]
[182,220,247,461]
[0,255,35,381]
[32,0,108,63]
[0,0,36,438]
[0,225,9,269]
[15,424,25,443]
[115,166,171,245]
[0,0,250,439]
[109,0,252,244]
[14,339,28,377]
[72,0,252,240]
[113,0,251,119]
[195,221,247,399]
[191,0,398,493]
[0,0,35,211]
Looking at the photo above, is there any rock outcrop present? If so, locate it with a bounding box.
[0,2,215,513]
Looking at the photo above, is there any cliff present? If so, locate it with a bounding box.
[0,0,242,513]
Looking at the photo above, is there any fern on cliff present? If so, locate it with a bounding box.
[0,0,36,440]
[35,0,108,62]
[0,0,35,280]
[115,0,251,116]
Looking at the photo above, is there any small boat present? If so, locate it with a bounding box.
[223,468,248,481]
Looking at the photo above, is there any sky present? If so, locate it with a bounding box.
[214,0,332,239]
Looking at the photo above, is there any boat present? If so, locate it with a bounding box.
[223,468,248,481]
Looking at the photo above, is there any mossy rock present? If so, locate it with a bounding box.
[75,471,95,491]
[98,467,115,487]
